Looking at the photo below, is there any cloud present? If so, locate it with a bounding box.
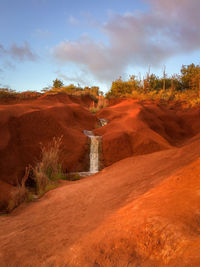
[52,0,200,82]
[10,42,38,61]
[0,42,38,62]
[53,35,113,81]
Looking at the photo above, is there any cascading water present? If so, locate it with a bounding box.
[83,130,101,173]
[89,136,101,173]
[70,119,107,177]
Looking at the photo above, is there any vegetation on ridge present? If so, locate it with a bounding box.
[106,63,200,106]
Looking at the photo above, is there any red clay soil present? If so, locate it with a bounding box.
[0,94,97,210]
[1,97,200,266]
[95,98,200,166]
[1,135,200,266]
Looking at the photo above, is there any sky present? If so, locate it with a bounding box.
[0,0,200,93]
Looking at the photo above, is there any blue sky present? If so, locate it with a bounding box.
[0,0,200,92]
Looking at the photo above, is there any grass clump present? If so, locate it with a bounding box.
[89,107,100,113]
[3,137,65,213]
[33,136,65,196]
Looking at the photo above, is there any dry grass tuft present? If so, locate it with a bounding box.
[33,136,65,195]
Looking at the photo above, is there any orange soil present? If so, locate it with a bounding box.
[95,99,200,166]
[0,94,97,210]
[1,96,200,266]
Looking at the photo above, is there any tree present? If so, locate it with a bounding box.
[180,64,200,90]
[148,74,162,91]
[53,78,64,88]
[106,77,136,98]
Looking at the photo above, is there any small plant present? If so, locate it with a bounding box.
[33,136,65,195]
[89,107,99,113]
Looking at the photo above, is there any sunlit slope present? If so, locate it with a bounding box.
[95,99,200,166]
[1,136,200,266]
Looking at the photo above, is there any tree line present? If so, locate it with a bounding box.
[106,63,200,98]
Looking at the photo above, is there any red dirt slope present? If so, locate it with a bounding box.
[0,135,200,266]
[66,155,200,267]
[95,99,200,166]
[0,94,97,210]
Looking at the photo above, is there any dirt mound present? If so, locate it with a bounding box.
[0,94,97,210]
[67,156,200,267]
[39,93,96,108]
[95,99,199,166]
[1,135,200,266]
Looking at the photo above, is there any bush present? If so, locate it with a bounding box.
[53,78,64,88]
[0,88,41,101]
[0,88,17,98]
[89,107,99,113]
[33,136,65,195]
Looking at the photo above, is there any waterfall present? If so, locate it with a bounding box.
[70,120,107,177]
[90,136,101,173]
[83,130,101,173]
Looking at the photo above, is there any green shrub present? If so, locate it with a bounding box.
[89,107,99,113]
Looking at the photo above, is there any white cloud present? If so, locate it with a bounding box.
[53,0,200,82]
